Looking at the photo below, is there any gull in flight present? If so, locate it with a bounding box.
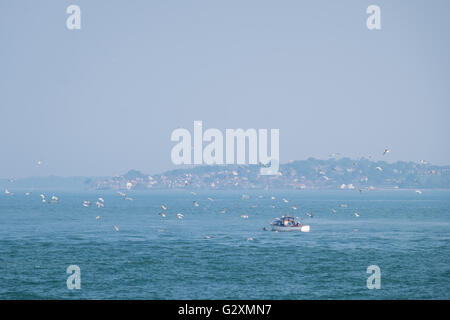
[37,160,43,166]
[383,148,390,156]
[51,196,59,203]
[117,192,126,197]
[124,197,133,201]
[282,198,289,203]
[113,225,119,231]
[25,192,31,196]
[159,212,166,217]
[83,200,91,207]
[177,213,184,219]
[331,209,337,214]
[375,166,383,172]
[95,216,101,220]
[246,237,254,242]
[354,212,360,217]
[96,201,104,208]
[415,190,422,195]
[193,201,199,207]
[220,208,227,214]
[207,197,214,202]
[5,189,11,195]
[240,214,249,219]
[40,194,46,203]
[291,206,297,210]
[305,212,314,218]
[98,197,105,203]
[161,204,167,210]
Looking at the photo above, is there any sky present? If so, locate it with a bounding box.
[1,0,449,178]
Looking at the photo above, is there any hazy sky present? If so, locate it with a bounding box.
[1,0,449,178]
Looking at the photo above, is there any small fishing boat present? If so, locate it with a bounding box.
[271,215,310,232]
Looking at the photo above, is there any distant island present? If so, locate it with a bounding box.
[2,158,449,191]
[87,158,450,190]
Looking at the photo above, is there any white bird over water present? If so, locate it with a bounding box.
[220,208,227,214]
[113,225,119,231]
[376,166,383,171]
[159,212,166,217]
[354,212,360,217]
[193,201,199,207]
[415,190,422,195]
[177,213,184,219]
[383,148,390,156]
[291,206,297,210]
[98,197,105,203]
[37,160,43,166]
[117,192,126,197]
[161,204,167,210]
[305,212,314,218]
[282,198,289,203]
[95,216,101,220]
[83,200,91,207]
[331,209,337,214]
[240,214,249,219]
[96,201,104,208]
[25,192,31,196]
[5,189,11,195]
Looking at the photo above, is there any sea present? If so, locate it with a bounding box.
[0,189,449,299]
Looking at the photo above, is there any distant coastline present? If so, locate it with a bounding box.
[1,158,449,191]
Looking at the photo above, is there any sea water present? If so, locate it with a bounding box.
[0,189,449,299]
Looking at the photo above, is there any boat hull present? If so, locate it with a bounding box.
[271,225,310,232]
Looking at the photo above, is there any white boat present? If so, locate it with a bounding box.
[271,215,310,232]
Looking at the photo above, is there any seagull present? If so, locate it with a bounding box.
[291,206,297,210]
[37,160,43,166]
[193,201,199,207]
[5,189,11,195]
[161,204,167,210]
[331,209,337,214]
[354,212,360,217]
[305,212,314,218]
[220,208,227,214]
[124,197,133,201]
[40,194,45,200]
[95,216,101,220]
[117,192,126,197]
[282,198,289,203]
[207,197,214,202]
[177,213,184,219]
[205,235,211,239]
[25,192,31,196]
[246,237,254,241]
[240,214,249,219]
[113,225,119,231]
[383,148,390,156]
[271,196,276,200]
[415,190,422,195]
[50,196,59,203]
[83,200,91,207]
[98,197,105,203]
[376,166,383,171]
[96,201,104,208]
[159,212,166,217]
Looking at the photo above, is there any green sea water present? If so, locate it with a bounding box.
[0,189,449,299]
